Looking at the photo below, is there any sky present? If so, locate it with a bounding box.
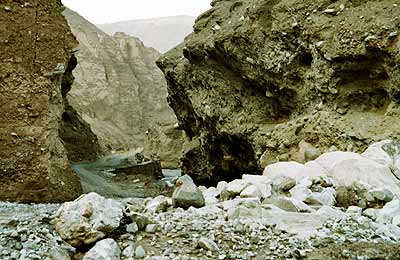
[62,0,211,24]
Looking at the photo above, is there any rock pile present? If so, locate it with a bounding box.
[1,141,400,259]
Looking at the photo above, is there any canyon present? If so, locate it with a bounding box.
[0,0,400,259]
[63,8,186,168]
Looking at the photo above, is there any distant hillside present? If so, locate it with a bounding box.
[63,8,186,168]
[98,16,195,53]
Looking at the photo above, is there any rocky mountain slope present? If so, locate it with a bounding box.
[98,16,195,53]
[0,0,100,202]
[157,0,400,184]
[63,8,186,168]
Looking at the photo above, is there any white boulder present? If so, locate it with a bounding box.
[316,206,346,220]
[227,179,250,194]
[305,187,336,206]
[224,198,263,220]
[376,199,400,224]
[263,161,304,179]
[240,185,262,198]
[241,175,273,199]
[202,187,219,205]
[316,152,400,196]
[197,237,220,252]
[362,140,395,166]
[265,196,314,213]
[146,196,172,213]
[346,206,363,216]
[83,239,121,260]
[290,185,312,202]
[363,208,379,220]
[54,193,124,247]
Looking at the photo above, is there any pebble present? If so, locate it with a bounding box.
[135,245,146,258]
[126,223,139,233]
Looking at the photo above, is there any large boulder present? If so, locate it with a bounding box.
[54,193,124,247]
[172,175,205,208]
[263,162,305,180]
[362,140,400,180]
[316,152,400,196]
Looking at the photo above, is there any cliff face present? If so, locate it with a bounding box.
[63,9,186,168]
[98,16,196,53]
[0,0,100,202]
[157,0,400,184]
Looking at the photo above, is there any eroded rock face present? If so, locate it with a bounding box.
[157,0,400,183]
[59,54,102,162]
[63,9,186,168]
[0,0,98,202]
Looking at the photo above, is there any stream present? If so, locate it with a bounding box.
[71,152,181,198]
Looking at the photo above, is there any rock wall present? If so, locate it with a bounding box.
[59,54,102,162]
[63,9,186,168]
[157,0,400,184]
[0,0,100,202]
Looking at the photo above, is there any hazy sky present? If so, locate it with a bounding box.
[62,0,211,24]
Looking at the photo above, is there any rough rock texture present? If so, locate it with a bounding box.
[59,54,102,162]
[0,0,100,202]
[63,8,186,168]
[158,0,400,183]
[54,192,124,247]
[98,16,196,53]
[172,175,205,209]
[83,239,121,260]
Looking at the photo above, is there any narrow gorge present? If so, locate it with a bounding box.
[63,8,186,168]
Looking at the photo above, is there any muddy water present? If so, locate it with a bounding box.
[71,154,181,198]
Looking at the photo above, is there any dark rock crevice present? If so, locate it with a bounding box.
[59,53,102,162]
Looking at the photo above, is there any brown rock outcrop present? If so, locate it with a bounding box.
[157,0,400,184]
[0,0,100,202]
[63,9,186,168]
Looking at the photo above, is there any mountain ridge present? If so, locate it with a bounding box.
[98,15,196,53]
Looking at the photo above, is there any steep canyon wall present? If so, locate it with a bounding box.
[158,0,400,184]
[0,0,100,202]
